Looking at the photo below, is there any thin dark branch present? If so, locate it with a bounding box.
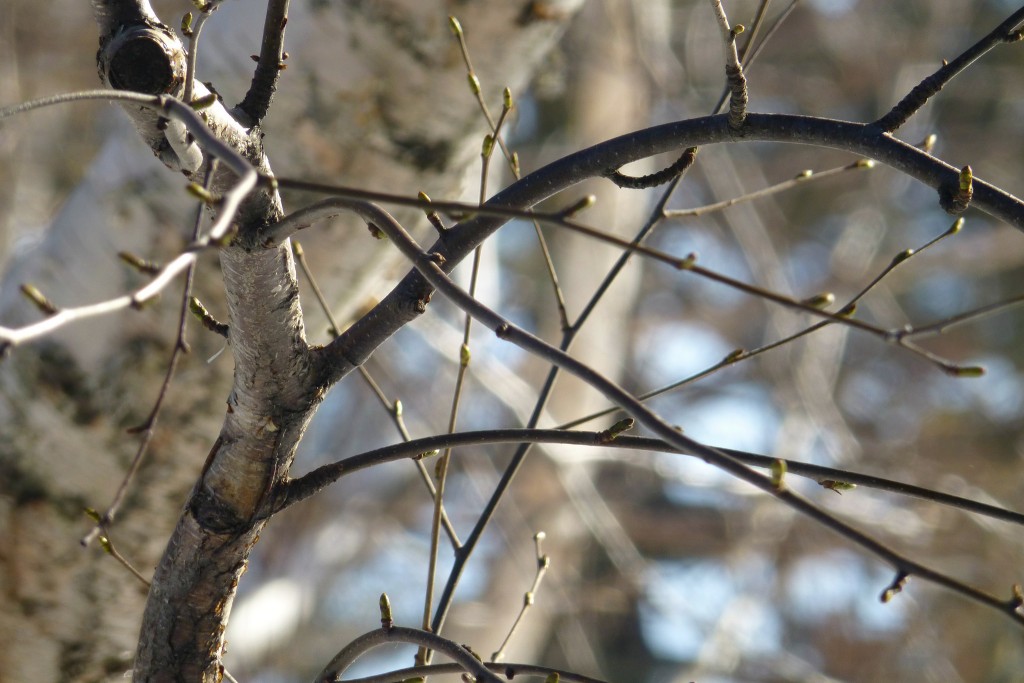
[356,199,1024,628]
[341,661,609,683]
[561,216,963,429]
[277,429,1024,528]
[236,0,290,126]
[81,157,215,546]
[316,626,503,683]
[285,110,1024,379]
[604,146,698,189]
[874,7,1024,133]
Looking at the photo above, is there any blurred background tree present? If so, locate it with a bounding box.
[2,1,1023,682]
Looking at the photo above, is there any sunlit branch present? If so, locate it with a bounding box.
[237,0,290,125]
[0,90,256,241]
[316,625,503,683]
[874,7,1024,133]
[342,661,609,683]
[0,90,260,352]
[664,159,873,218]
[356,199,1024,628]
[277,428,1024,528]
[559,216,966,428]
[82,159,218,548]
[290,240,461,547]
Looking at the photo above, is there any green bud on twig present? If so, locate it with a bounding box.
[185,182,216,204]
[949,365,985,378]
[379,592,393,629]
[770,459,787,490]
[449,16,464,37]
[560,194,595,218]
[19,283,59,316]
[118,251,162,275]
[890,249,914,266]
[190,93,218,110]
[880,573,909,603]
[802,292,835,309]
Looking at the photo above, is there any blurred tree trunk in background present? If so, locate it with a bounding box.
[0,2,583,680]
[3,1,1024,681]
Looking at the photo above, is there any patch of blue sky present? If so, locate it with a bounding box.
[784,549,907,633]
[652,384,779,491]
[633,320,733,387]
[928,354,1024,423]
[321,528,491,630]
[809,0,860,17]
[640,558,782,662]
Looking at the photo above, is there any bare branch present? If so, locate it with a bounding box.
[356,198,1024,628]
[236,0,290,125]
[317,625,503,683]
[874,7,1024,133]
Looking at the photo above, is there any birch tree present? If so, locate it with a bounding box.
[2,1,1024,682]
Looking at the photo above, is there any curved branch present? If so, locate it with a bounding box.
[312,111,1024,386]
[0,91,258,351]
[342,661,609,683]
[276,429,1024,527]
[354,199,1024,628]
[874,7,1024,133]
[316,626,503,683]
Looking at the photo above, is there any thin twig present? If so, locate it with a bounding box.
[491,531,550,662]
[181,0,224,105]
[353,199,1024,628]
[81,158,218,546]
[449,15,569,329]
[559,216,963,429]
[710,0,748,130]
[712,0,802,114]
[277,429,1024,528]
[236,0,290,125]
[874,7,1024,133]
[89,524,151,586]
[665,159,873,217]
[291,240,461,547]
[316,625,503,683]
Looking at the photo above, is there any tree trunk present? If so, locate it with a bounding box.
[0,1,584,680]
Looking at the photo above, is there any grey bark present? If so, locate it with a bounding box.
[0,1,584,680]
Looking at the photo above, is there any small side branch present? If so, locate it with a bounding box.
[316,625,503,683]
[873,7,1024,133]
[604,147,698,189]
[359,199,1024,628]
[236,0,290,125]
[710,0,748,130]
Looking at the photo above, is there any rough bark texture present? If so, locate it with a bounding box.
[0,1,585,681]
